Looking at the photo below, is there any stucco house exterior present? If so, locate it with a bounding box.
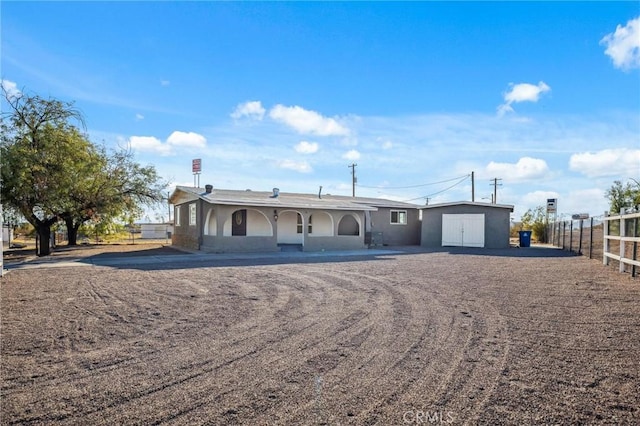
[169,185,421,253]
[421,202,514,249]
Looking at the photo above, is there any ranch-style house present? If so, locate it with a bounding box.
[169,185,422,253]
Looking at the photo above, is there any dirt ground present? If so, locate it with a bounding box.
[1,245,639,425]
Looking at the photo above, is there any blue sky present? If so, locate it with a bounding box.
[2,1,639,221]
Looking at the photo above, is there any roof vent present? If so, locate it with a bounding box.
[204,184,213,194]
[270,187,280,198]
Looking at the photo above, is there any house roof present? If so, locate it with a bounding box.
[420,201,514,212]
[170,186,421,212]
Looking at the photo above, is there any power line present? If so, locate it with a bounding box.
[403,175,470,202]
[358,174,470,190]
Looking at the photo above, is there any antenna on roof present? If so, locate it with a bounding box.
[318,185,323,199]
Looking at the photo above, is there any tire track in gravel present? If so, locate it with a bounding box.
[221,267,466,425]
[291,268,510,426]
[8,265,390,425]
[92,264,400,424]
[164,267,388,425]
[14,263,508,426]
[3,253,638,425]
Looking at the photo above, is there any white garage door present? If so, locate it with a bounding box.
[442,214,485,247]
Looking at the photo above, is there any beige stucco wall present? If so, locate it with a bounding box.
[172,198,371,253]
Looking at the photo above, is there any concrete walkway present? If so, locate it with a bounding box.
[3,248,405,271]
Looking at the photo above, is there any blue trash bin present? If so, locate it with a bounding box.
[519,231,531,247]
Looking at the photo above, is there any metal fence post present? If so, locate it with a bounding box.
[578,219,583,255]
[562,221,566,250]
[558,221,561,247]
[589,217,594,259]
[569,221,573,253]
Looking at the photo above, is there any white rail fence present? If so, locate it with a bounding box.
[603,209,640,276]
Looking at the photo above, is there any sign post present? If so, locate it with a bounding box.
[546,198,558,244]
[192,158,202,188]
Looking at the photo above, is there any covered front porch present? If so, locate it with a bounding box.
[200,205,367,253]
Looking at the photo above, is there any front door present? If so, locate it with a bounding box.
[232,209,247,236]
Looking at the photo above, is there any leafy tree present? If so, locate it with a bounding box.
[1,204,22,230]
[1,84,167,254]
[60,147,166,245]
[1,85,86,255]
[520,205,548,243]
[606,179,640,214]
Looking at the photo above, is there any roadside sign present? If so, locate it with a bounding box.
[546,198,557,213]
[192,158,202,173]
[571,213,589,220]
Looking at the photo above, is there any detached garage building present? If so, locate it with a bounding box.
[421,202,514,249]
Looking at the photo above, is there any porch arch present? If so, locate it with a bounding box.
[308,212,333,236]
[338,214,360,236]
[204,209,217,236]
[277,210,304,245]
[223,209,273,236]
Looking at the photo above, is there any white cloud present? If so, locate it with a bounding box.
[562,188,608,216]
[382,140,393,150]
[231,101,266,121]
[485,157,550,181]
[515,188,607,219]
[600,17,640,71]
[1,79,20,98]
[498,81,551,116]
[129,136,172,156]
[294,141,319,154]
[135,113,144,121]
[569,148,640,178]
[343,149,361,161]
[129,131,206,156]
[167,131,207,148]
[505,82,551,103]
[269,104,349,136]
[160,80,170,86]
[277,159,312,173]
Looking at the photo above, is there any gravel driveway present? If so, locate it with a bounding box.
[1,246,638,424]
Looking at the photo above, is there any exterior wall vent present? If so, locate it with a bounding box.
[270,188,280,198]
[204,184,213,194]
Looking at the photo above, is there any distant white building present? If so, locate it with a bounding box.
[139,223,174,239]
[2,226,14,244]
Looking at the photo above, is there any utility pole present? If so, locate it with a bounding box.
[471,171,475,202]
[167,191,171,222]
[490,178,502,204]
[349,163,357,197]
[425,197,431,205]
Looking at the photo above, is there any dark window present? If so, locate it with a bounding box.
[391,210,407,225]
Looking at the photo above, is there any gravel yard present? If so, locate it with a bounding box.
[1,246,638,425]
